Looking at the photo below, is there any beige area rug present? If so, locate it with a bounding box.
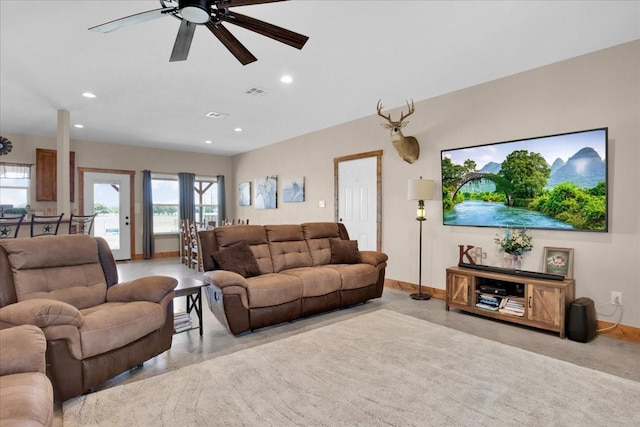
[63,309,640,426]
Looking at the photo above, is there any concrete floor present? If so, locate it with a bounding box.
[54,258,640,424]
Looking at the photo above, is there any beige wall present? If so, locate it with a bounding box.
[231,41,640,327]
[2,134,232,254]
[2,41,638,327]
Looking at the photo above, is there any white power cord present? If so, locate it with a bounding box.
[595,299,623,333]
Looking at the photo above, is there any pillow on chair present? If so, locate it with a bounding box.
[212,241,261,278]
[329,238,362,264]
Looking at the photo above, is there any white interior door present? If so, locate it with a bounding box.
[83,172,131,260]
[337,156,377,250]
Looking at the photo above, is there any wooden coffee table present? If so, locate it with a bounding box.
[174,277,206,336]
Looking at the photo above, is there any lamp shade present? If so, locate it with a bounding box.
[408,178,434,201]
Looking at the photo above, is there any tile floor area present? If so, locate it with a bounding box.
[53,258,640,424]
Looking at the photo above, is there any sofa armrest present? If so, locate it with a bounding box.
[0,299,82,328]
[203,270,248,289]
[0,324,47,376]
[359,251,388,267]
[106,275,177,303]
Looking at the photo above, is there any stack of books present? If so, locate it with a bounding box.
[173,311,193,333]
[475,294,501,311]
[498,298,525,317]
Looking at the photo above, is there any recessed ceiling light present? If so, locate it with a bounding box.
[82,92,97,99]
[234,127,243,132]
[74,124,84,128]
[280,75,293,84]
[205,140,212,144]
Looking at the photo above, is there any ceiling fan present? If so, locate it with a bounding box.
[89,0,309,65]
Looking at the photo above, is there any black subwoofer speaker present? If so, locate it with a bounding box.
[566,297,597,342]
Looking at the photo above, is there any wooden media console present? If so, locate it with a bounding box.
[446,265,575,338]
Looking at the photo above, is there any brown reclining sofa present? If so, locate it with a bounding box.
[0,325,53,426]
[0,235,177,401]
[199,222,388,335]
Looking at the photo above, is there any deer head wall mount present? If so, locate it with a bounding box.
[376,99,420,164]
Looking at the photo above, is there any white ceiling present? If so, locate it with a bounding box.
[1,1,639,156]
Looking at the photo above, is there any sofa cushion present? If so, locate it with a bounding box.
[329,238,362,264]
[0,325,48,376]
[266,225,313,272]
[212,241,261,278]
[302,222,341,239]
[302,223,341,266]
[280,266,342,297]
[0,372,53,426]
[245,273,303,308]
[79,301,166,359]
[326,264,379,290]
[0,235,107,309]
[214,226,273,274]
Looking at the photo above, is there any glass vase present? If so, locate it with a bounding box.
[502,253,521,270]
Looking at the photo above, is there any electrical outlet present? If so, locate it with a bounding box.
[611,291,622,306]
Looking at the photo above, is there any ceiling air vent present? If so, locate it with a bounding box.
[244,87,270,97]
[206,111,228,119]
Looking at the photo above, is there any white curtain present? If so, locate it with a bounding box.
[0,162,32,179]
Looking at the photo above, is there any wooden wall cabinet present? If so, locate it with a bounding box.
[446,266,575,338]
[35,148,75,202]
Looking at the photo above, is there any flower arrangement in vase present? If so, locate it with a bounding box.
[494,227,533,269]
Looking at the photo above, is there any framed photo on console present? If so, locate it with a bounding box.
[542,247,574,278]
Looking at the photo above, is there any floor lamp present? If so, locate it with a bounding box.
[408,177,434,300]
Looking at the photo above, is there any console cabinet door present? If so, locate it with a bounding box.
[448,272,472,307]
[527,284,561,326]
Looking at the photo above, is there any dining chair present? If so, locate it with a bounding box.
[68,213,97,235]
[30,213,64,237]
[189,221,204,271]
[0,214,25,239]
[180,219,191,266]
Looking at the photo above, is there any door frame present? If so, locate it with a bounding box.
[333,150,383,251]
[78,167,136,260]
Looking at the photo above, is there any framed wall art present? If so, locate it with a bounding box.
[283,177,304,202]
[239,181,251,206]
[542,247,574,278]
[254,176,277,209]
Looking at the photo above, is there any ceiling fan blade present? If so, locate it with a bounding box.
[205,21,258,65]
[89,7,176,33]
[216,11,308,50]
[215,0,286,7]
[205,22,257,65]
[170,19,197,62]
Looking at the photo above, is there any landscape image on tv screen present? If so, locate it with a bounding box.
[441,128,608,232]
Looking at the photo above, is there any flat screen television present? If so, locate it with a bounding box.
[441,128,608,232]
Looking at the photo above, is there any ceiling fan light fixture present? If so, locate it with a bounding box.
[180,0,210,24]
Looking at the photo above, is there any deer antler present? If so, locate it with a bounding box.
[399,99,415,123]
[376,99,392,122]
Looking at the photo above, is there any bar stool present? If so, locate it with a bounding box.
[30,213,64,237]
[68,214,97,235]
[0,214,25,239]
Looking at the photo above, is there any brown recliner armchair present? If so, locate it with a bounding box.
[0,235,177,401]
[0,325,53,426]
